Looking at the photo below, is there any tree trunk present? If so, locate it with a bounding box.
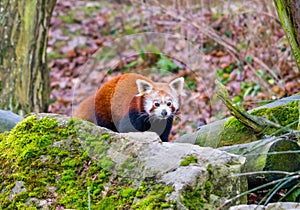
[0,0,56,115]
[274,0,300,72]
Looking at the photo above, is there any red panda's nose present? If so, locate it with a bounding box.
[161,109,168,117]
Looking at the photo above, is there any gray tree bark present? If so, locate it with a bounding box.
[274,0,300,72]
[0,0,56,115]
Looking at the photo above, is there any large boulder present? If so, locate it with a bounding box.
[0,113,247,209]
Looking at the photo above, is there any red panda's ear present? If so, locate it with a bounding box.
[136,79,153,96]
[169,77,185,95]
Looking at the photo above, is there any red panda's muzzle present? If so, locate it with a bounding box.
[161,109,168,117]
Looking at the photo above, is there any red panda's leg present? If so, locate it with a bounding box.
[129,110,151,131]
[158,116,173,142]
[96,115,118,132]
[118,110,151,133]
[122,110,173,142]
[159,117,173,142]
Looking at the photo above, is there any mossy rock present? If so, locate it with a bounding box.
[0,115,176,209]
[0,113,247,209]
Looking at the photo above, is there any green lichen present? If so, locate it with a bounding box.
[220,100,299,146]
[180,155,198,166]
[118,155,138,178]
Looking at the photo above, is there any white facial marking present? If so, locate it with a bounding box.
[144,94,174,119]
[144,97,153,114]
[153,104,172,119]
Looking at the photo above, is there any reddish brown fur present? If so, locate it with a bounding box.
[74,73,183,141]
[73,95,96,123]
[74,73,153,125]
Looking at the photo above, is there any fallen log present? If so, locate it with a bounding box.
[219,136,300,188]
[175,94,300,148]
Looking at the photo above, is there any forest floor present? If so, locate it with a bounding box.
[47,0,300,141]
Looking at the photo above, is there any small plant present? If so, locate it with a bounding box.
[216,62,236,85]
[180,156,198,166]
[156,55,180,72]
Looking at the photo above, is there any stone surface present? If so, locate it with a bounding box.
[229,202,300,210]
[9,181,26,201]
[0,110,23,132]
[74,117,248,208]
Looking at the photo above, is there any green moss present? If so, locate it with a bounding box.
[98,196,116,209]
[220,100,299,146]
[207,164,213,175]
[181,186,207,209]
[95,183,174,209]
[180,156,198,166]
[0,132,8,143]
[181,162,246,209]
[100,133,111,140]
[99,156,115,171]
[181,172,215,208]
[220,117,257,146]
[250,100,299,134]
[132,184,175,209]
[205,181,212,192]
[120,188,136,198]
[264,140,300,182]
[118,156,138,177]
[0,115,111,209]
[181,180,220,209]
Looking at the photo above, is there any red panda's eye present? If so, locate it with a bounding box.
[154,102,160,107]
[167,102,172,106]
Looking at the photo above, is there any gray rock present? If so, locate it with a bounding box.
[9,181,26,201]
[78,123,247,208]
[0,110,22,132]
[26,197,49,209]
[229,202,300,210]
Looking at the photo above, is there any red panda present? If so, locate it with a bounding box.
[74,73,184,142]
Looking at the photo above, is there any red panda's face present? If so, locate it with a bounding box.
[144,91,179,119]
[136,76,184,120]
